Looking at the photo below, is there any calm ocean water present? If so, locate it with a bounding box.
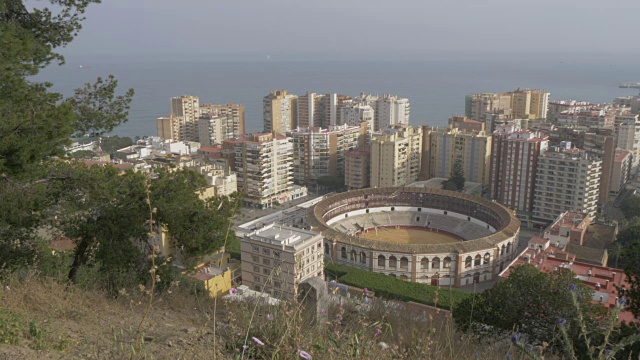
[35,58,640,138]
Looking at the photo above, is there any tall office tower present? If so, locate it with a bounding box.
[240,224,324,300]
[200,103,246,139]
[170,95,200,142]
[198,115,226,147]
[345,148,371,190]
[490,125,549,214]
[370,125,422,187]
[223,133,293,208]
[428,128,493,186]
[288,123,366,185]
[465,93,512,121]
[340,102,375,129]
[263,90,298,135]
[532,143,602,223]
[510,89,550,119]
[353,93,410,131]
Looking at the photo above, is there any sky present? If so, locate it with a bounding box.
[43,0,640,61]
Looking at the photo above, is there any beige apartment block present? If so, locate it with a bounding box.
[198,114,226,146]
[288,123,367,185]
[611,150,631,197]
[200,103,246,139]
[223,132,294,208]
[170,95,200,142]
[428,127,492,186]
[370,125,422,187]
[264,90,298,135]
[345,148,371,190]
[533,145,602,223]
[156,114,191,142]
[240,224,324,300]
[511,89,549,120]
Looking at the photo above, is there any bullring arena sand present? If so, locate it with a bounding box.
[357,227,461,244]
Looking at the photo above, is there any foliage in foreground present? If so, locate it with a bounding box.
[324,261,470,309]
[454,264,640,360]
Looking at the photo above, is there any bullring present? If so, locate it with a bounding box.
[307,187,521,286]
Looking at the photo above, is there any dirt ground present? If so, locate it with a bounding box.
[357,227,461,244]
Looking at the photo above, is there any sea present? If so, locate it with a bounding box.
[34,54,640,138]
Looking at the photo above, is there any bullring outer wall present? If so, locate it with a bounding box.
[307,187,521,287]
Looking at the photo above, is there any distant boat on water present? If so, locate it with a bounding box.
[78,64,92,69]
[619,82,640,89]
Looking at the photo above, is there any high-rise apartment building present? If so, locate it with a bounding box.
[616,116,640,173]
[370,125,422,187]
[297,92,351,128]
[532,143,601,223]
[353,93,410,131]
[156,115,190,142]
[428,128,492,186]
[200,103,245,139]
[611,150,631,197]
[345,148,371,190]
[490,125,549,214]
[340,102,374,130]
[465,89,549,123]
[288,123,366,185]
[170,95,200,142]
[240,223,324,300]
[264,90,298,135]
[223,133,293,208]
[510,89,549,119]
[198,115,226,147]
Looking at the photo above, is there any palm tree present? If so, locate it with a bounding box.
[609,241,624,268]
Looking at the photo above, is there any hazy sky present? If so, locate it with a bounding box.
[56,0,640,60]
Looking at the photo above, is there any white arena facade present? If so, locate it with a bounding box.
[307,187,521,286]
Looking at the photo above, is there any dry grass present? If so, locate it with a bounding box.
[0,273,528,359]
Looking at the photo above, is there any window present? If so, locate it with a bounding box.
[421,258,429,270]
[274,251,280,259]
[253,265,260,273]
[443,257,451,269]
[252,246,259,253]
[465,256,472,269]
[273,281,281,288]
[432,257,440,269]
[263,268,270,275]
[474,254,481,267]
[263,258,271,265]
[418,207,422,212]
[389,256,397,268]
[378,255,386,267]
[366,209,370,213]
[262,248,270,256]
[325,243,330,255]
[361,252,367,264]
[341,247,347,259]
[350,250,357,262]
[391,207,395,211]
[484,253,490,264]
[251,255,259,262]
[417,216,420,222]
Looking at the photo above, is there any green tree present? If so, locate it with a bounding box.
[70,150,96,159]
[443,157,465,191]
[618,239,640,319]
[620,196,640,221]
[453,264,597,345]
[99,135,134,154]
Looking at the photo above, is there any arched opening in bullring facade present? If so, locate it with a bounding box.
[350,250,357,262]
[432,257,440,269]
[443,257,452,269]
[474,254,481,267]
[420,258,429,271]
[341,247,347,259]
[507,242,512,254]
[377,255,385,267]
[465,256,472,269]
[501,245,506,256]
[324,243,330,255]
[473,272,480,284]
[400,257,409,270]
[484,253,490,264]
[360,252,367,264]
[389,256,397,269]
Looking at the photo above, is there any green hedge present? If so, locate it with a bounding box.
[324,262,470,310]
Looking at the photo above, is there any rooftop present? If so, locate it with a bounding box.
[243,223,319,247]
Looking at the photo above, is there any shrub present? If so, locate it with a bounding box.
[324,262,470,309]
[0,307,23,345]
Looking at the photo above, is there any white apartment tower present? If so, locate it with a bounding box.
[224,133,294,208]
[354,93,410,131]
[264,90,298,135]
[533,143,602,222]
[370,125,422,187]
[616,115,640,173]
[198,115,226,147]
